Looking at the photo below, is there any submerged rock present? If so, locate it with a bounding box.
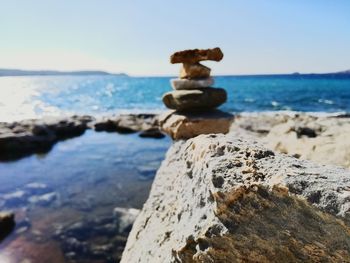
[162,88,227,111]
[121,134,350,262]
[159,110,234,140]
[0,211,15,242]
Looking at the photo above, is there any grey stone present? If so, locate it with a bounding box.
[121,134,350,263]
[170,78,214,90]
[162,88,227,111]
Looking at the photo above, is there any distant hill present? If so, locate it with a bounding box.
[0,69,128,77]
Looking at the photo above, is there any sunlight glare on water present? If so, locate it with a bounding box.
[0,77,61,122]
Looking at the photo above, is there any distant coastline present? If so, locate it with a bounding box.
[1,68,349,78]
[0,69,128,77]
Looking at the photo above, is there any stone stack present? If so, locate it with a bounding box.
[160,48,234,140]
[162,47,226,111]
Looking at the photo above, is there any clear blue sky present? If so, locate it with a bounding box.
[1,0,349,76]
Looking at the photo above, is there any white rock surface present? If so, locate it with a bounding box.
[170,78,214,90]
[121,134,350,262]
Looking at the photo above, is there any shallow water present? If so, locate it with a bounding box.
[0,131,171,262]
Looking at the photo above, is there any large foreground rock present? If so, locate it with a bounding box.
[159,110,234,140]
[121,134,350,262]
[162,88,227,111]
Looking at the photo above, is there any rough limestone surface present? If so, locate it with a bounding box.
[162,88,227,111]
[170,78,214,90]
[230,113,350,169]
[170,48,224,64]
[121,134,350,263]
[180,63,211,79]
[159,110,234,140]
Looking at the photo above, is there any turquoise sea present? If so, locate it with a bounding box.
[0,75,350,122]
[0,75,349,262]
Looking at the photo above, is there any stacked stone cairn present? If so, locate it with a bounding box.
[160,48,234,140]
[162,47,227,111]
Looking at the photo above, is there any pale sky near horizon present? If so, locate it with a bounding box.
[0,0,349,76]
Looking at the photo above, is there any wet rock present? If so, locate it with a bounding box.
[0,211,15,242]
[94,114,158,134]
[180,63,211,79]
[139,128,165,139]
[160,110,234,140]
[170,47,224,64]
[162,88,227,111]
[0,116,91,161]
[0,114,161,161]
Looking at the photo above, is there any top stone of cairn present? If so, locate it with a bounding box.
[170,47,224,64]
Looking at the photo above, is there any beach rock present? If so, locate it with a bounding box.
[94,114,158,133]
[171,78,214,90]
[170,47,224,64]
[0,116,92,160]
[162,88,227,111]
[159,110,234,140]
[0,211,15,242]
[139,128,165,139]
[121,134,350,263]
[180,63,210,79]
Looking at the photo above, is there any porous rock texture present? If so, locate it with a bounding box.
[121,134,350,263]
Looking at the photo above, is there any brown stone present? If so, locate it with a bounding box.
[180,63,211,79]
[159,110,234,140]
[170,47,224,64]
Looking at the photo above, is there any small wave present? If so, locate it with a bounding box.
[237,110,350,118]
[271,101,280,107]
[318,99,334,105]
[244,98,255,103]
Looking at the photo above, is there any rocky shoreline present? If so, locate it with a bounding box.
[231,112,350,169]
[1,112,350,262]
[0,114,164,161]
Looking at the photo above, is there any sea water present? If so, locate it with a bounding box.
[0,75,350,122]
